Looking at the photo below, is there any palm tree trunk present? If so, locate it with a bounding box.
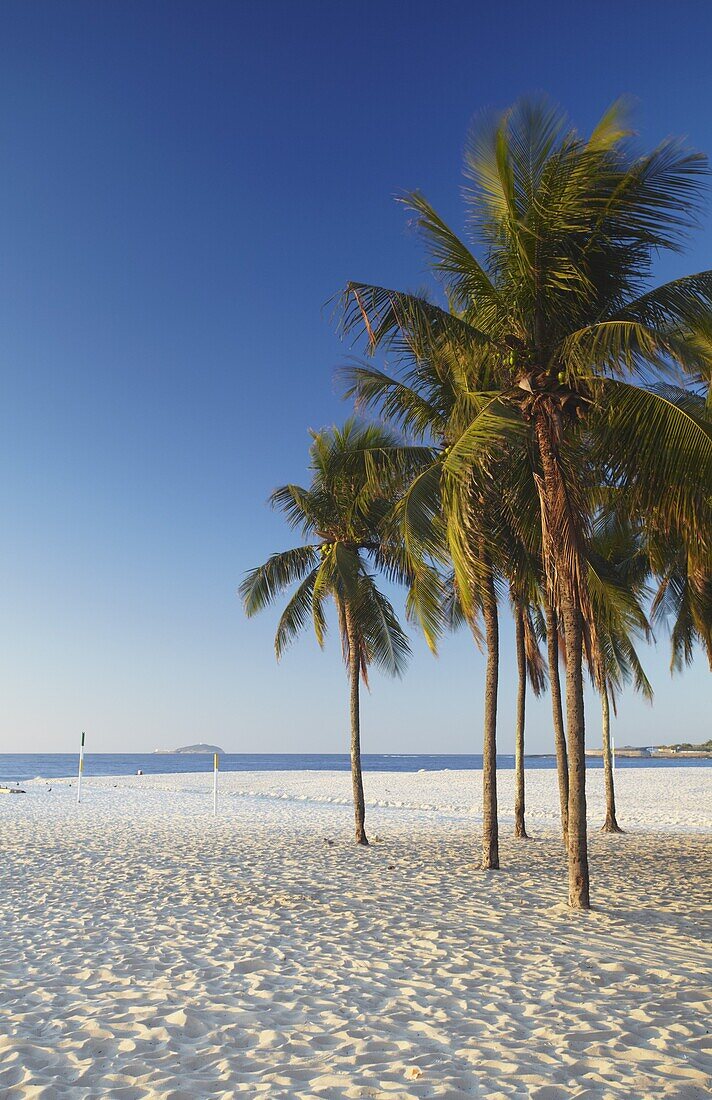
[481,561,499,869]
[561,601,590,908]
[514,606,528,838]
[546,601,569,845]
[601,686,623,833]
[533,411,590,909]
[344,602,368,845]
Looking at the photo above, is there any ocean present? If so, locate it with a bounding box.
[0,752,709,784]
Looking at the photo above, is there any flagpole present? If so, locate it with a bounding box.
[213,752,218,816]
[77,731,85,804]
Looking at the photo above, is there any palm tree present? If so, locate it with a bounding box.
[341,352,518,870]
[587,511,654,832]
[341,97,712,906]
[240,421,413,845]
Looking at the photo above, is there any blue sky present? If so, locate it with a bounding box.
[0,0,709,754]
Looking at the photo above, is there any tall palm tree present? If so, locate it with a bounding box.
[240,421,413,845]
[341,97,712,907]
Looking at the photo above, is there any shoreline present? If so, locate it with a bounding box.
[3,751,710,788]
[23,765,712,833]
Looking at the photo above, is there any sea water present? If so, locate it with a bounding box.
[0,752,709,784]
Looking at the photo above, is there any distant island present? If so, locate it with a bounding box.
[153,744,224,755]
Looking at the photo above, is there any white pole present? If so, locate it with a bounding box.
[213,752,218,816]
[611,728,616,774]
[77,731,85,804]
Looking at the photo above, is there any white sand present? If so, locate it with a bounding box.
[1,768,710,1098]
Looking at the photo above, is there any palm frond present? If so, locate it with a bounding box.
[587,97,635,152]
[523,605,548,696]
[340,361,446,438]
[590,379,712,535]
[340,282,494,362]
[405,564,448,654]
[275,568,321,659]
[444,397,528,478]
[394,460,444,564]
[240,546,320,616]
[560,319,711,381]
[399,190,501,315]
[616,271,712,340]
[269,484,320,538]
[351,576,411,678]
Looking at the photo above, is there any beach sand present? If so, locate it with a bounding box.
[1,768,710,1097]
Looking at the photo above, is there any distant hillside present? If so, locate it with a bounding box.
[658,739,712,754]
[153,744,224,755]
[587,739,711,758]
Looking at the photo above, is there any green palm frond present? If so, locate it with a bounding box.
[616,632,654,701]
[340,282,494,363]
[591,379,712,533]
[444,397,527,478]
[399,190,501,315]
[340,361,447,439]
[394,460,444,564]
[651,552,712,671]
[275,568,321,659]
[405,563,448,654]
[269,484,319,537]
[560,319,712,381]
[440,570,482,642]
[311,587,328,650]
[587,556,650,643]
[240,546,320,616]
[351,574,411,678]
[308,544,335,613]
[668,587,697,671]
[439,471,478,620]
[587,138,708,255]
[587,97,635,152]
[463,104,525,229]
[616,271,712,340]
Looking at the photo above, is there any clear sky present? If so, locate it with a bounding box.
[1,0,710,754]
